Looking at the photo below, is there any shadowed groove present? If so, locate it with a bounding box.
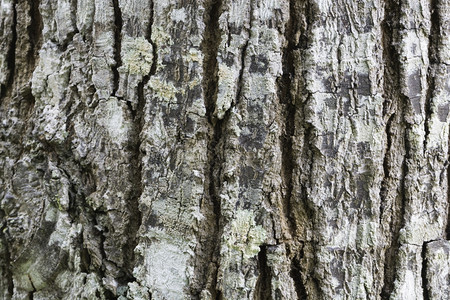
[447,142,450,239]
[234,0,253,107]
[423,0,440,153]
[0,208,13,299]
[255,245,273,300]
[198,0,223,296]
[3,0,17,99]
[27,0,42,68]
[421,242,430,300]
[380,0,409,298]
[277,0,309,296]
[112,0,122,96]
[288,0,319,298]
[121,0,158,288]
[278,0,299,242]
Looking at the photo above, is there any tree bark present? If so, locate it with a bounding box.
[0,0,449,299]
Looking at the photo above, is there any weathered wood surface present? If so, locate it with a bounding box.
[0,0,449,299]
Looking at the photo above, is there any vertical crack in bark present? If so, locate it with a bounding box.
[288,0,319,298]
[4,0,17,96]
[199,0,223,296]
[447,134,450,239]
[380,0,406,298]
[255,245,273,300]
[423,0,440,153]
[148,0,157,77]
[290,242,308,300]
[278,0,298,242]
[27,0,42,69]
[27,274,36,300]
[235,0,253,106]
[278,1,311,296]
[235,40,249,106]
[112,0,122,96]
[0,209,13,298]
[421,242,430,300]
[202,0,221,125]
[380,113,394,220]
[122,0,157,286]
[124,78,145,281]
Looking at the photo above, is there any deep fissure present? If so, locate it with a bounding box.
[288,0,318,298]
[447,140,450,239]
[4,0,17,97]
[148,0,157,77]
[27,274,36,300]
[0,209,14,298]
[289,243,308,300]
[255,245,273,300]
[421,242,430,300]
[278,0,299,240]
[235,0,253,106]
[423,0,440,153]
[27,0,43,68]
[120,0,158,286]
[112,0,123,96]
[380,113,394,219]
[380,0,407,298]
[199,0,223,296]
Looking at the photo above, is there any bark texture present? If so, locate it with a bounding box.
[0,0,449,299]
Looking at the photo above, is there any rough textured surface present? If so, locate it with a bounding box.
[0,0,449,299]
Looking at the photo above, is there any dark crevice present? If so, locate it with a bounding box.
[423,83,433,153]
[447,138,450,239]
[423,0,440,153]
[278,0,299,240]
[0,209,14,299]
[27,274,36,300]
[148,0,157,77]
[255,245,272,300]
[27,0,43,68]
[121,0,158,285]
[428,0,440,65]
[380,113,394,219]
[5,0,17,95]
[421,242,430,300]
[298,0,317,51]
[290,243,308,300]
[380,0,406,298]
[381,103,409,299]
[199,0,223,296]
[112,0,123,96]
[202,0,221,125]
[79,233,91,273]
[234,1,253,106]
[289,0,318,298]
[235,40,249,106]
[122,77,146,282]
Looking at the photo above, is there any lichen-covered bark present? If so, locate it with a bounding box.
[0,0,449,299]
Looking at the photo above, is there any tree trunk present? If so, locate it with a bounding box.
[0,0,449,299]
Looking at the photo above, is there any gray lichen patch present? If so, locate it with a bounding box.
[120,36,153,75]
[223,210,267,260]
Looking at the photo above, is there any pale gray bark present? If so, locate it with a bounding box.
[0,0,449,299]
